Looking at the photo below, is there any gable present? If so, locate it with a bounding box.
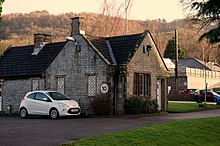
[127,31,169,76]
[0,42,66,79]
[86,32,145,65]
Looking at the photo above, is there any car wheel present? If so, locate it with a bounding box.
[20,108,28,118]
[50,108,59,119]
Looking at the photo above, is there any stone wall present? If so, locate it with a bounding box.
[2,79,45,113]
[46,35,112,114]
[125,33,168,111]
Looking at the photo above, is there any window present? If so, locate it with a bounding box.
[32,79,39,91]
[133,73,150,96]
[35,93,48,101]
[27,93,36,99]
[57,77,65,94]
[87,75,97,96]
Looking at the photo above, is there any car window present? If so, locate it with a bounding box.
[26,93,36,99]
[47,92,70,100]
[35,93,48,101]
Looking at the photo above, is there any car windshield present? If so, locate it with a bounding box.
[47,92,71,100]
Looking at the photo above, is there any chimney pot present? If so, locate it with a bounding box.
[32,33,52,55]
[71,17,85,36]
[34,33,52,48]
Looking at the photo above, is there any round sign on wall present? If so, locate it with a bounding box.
[100,83,109,94]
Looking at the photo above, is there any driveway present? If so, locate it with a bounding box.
[1,109,220,146]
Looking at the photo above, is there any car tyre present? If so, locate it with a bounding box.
[50,108,59,119]
[20,108,28,119]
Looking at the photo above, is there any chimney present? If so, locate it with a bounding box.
[71,17,85,36]
[32,33,52,55]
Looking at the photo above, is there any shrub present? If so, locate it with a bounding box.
[141,98,159,114]
[124,96,159,115]
[90,95,112,116]
[124,97,142,114]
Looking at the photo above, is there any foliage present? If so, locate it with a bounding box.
[163,37,185,59]
[213,87,220,92]
[66,117,220,146]
[0,11,219,63]
[181,0,220,44]
[0,0,4,22]
[124,96,158,115]
[124,97,142,114]
[90,95,112,116]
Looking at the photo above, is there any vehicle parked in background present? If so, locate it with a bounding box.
[194,89,220,104]
[184,89,197,96]
[215,91,220,95]
[20,91,81,119]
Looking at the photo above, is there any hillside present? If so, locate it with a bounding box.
[0,10,219,63]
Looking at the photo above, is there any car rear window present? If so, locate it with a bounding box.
[26,93,35,99]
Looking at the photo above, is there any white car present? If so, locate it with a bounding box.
[19,91,81,119]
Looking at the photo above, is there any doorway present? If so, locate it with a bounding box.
[157,79,162,110]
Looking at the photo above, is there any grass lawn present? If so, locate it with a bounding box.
[168,102,220,113]
[61,117,220,146]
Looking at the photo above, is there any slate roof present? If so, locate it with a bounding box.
[164,58,220,72]
[87,32,146,65]
[178,58,208,69]
[0,42,66,78]
[0,31,161,79]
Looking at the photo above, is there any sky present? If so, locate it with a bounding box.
[2,0,186,22]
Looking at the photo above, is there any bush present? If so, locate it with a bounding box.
[90,95,112,116]
[124,97,142,114]
[141,98,159,114]
[124,96,158,115]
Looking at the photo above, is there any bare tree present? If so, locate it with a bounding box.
[124,0,133,35]
[98,0,133,36]
[98,0,124,36]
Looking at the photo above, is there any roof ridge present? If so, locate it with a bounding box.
[106,40,117,65]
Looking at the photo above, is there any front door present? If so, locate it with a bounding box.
[157,79,162,110]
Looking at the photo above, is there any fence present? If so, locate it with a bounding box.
[169,67,220,79]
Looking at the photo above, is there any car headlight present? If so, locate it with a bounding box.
[57,103,69,108]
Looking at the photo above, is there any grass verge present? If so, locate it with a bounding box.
[61,117,220,146]
[168,102,220,113]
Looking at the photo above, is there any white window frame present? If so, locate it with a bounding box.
[56,76,65,94]
[87,75,97,97]
[31,79,40,91]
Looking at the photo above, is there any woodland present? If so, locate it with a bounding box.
[0,10,219,63]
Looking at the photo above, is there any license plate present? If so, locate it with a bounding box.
[71,109,78,112]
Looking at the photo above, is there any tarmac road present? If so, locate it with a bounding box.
[0,109,220,146]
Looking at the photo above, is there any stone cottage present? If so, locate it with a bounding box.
[0,17,169,115]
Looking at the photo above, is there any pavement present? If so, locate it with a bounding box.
[0,109,220,146]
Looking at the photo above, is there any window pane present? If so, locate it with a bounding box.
[27,93,35,99]
[139,74,143,95]
[144,74,150,96]
[35,93,48,101]
[133,73,137,95]
[88,76,96,96]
